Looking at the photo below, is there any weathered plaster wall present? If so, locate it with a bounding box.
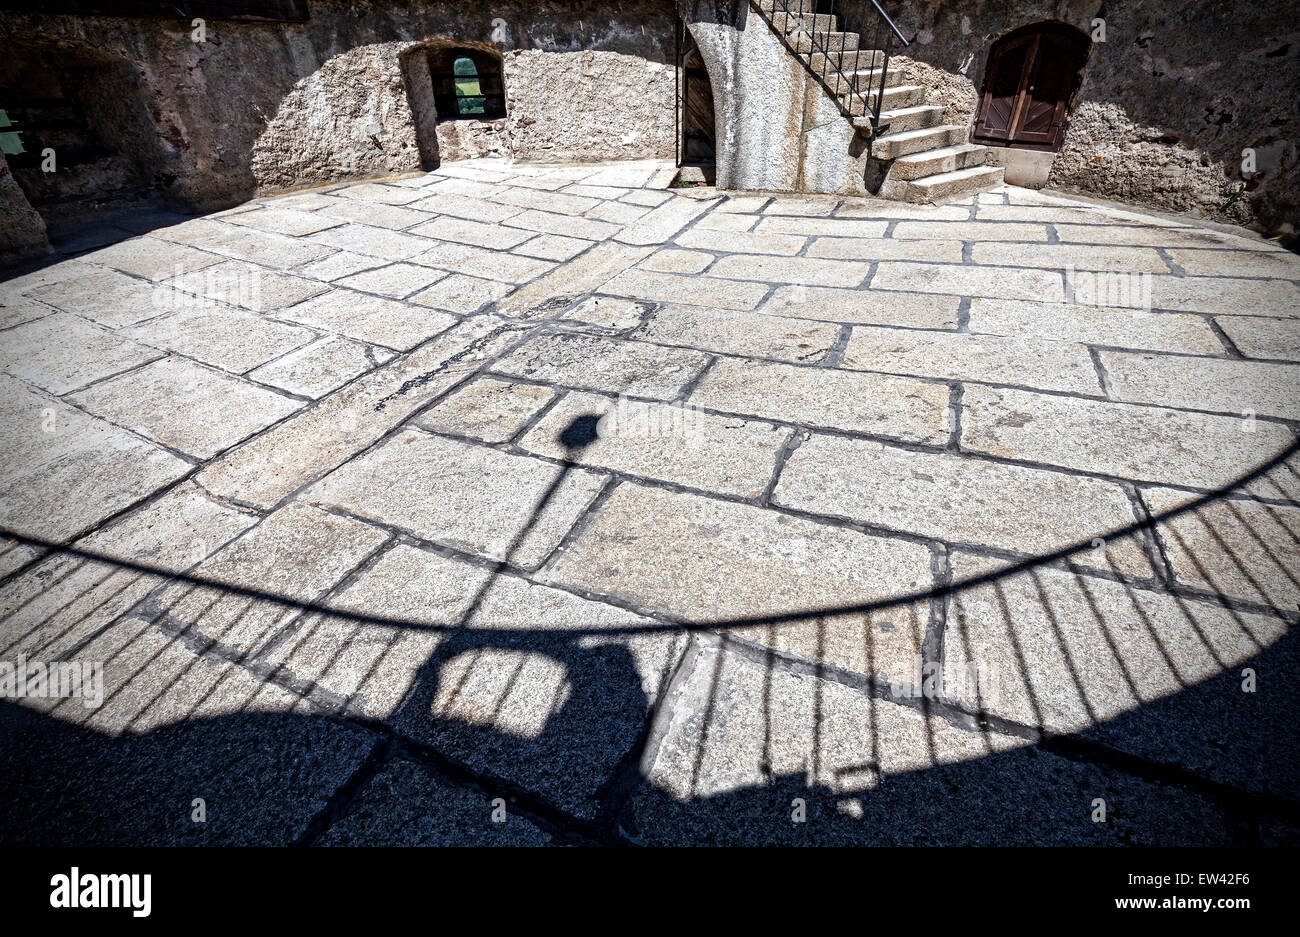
[681,0,866,196]
[885,0,1299,232]
[0,0,675,211]
[505,48,674,162]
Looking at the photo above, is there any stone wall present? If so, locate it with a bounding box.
[884,0,1299,233]
[2,0,1294,233]
[0,152,48,264]
[0,0,675,213]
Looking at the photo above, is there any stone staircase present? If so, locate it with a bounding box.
[755,0,1003,203]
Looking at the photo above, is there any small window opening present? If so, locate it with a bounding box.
[430,49,505,121]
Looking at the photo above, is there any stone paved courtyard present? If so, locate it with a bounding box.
[1,158,1298,845]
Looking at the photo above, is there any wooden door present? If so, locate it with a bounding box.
[973,25,1088,152]
[683,48,715,163]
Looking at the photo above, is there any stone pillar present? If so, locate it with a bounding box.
[679,0,867,195]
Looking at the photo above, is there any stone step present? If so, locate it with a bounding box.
[888,143,990,181]
[871,123,968,159]
[772,12,839,34]
[805,49,886,71]
[835,93,872,118]
[890,165,1005,204]
[876,104,945,134]
[822,65,907,95]
[877,84,927,110]
[848,87,929,130]
[788,30,860,53]
[756,0,818,12]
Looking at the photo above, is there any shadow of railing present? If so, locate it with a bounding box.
[0,429,1295,845]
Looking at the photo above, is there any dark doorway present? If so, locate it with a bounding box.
[677,29,715,167]
[972,22,1089,152]
[0,42,166,234]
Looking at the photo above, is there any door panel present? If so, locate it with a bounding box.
[975,36,1032,142]
[1014,32,1086,144]
[683,49,715,163]
[973,25,1089,152]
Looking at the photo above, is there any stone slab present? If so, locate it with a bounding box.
[146,501,390,655]
[691,356,949,444]
[806,237,964,263]
[410,274,514,315]
[307,223,434,262]
[305,429,605,569]
[0,376,191,542]
[970,242,1171,272]
[627,304,839,363]
[967,297,1222,355]
[412,241,555,285]
[196,317,535,510]
[675,228,806,256]
[1144,487,1299,611]
[541,482,934,680]
[518,390,787,498]
[248,336,391,399]
[638,249,714,274]
[761,285,959,328]
[280,288,458,350]
[772,435,1152,576]
[125,305,316,374]
[493,333,710,401]
[842,327,1101,395]
[494,242,654,318]
[1215,316,1300,361]
[25,266,186,329]
[892,221,1048,241]
[615,196,714,246]
[942,550,1294,798]
[413,377,556,443]
[707,254,870,288]
[335,262,447,299]
[869,262,1065,302]
[408,216,536,250]
[0,313,160,394]
[81,237,224,281]
[1144,276,1300,317]
[961,384,1295,490]
[1099,350,1300,420]
[598,269,769,311]
[68,357,303,460]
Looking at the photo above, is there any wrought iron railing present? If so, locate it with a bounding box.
[758,0,909,131]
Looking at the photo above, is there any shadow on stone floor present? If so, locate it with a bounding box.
[0,623,1296,847]
[1,423,1295,847]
